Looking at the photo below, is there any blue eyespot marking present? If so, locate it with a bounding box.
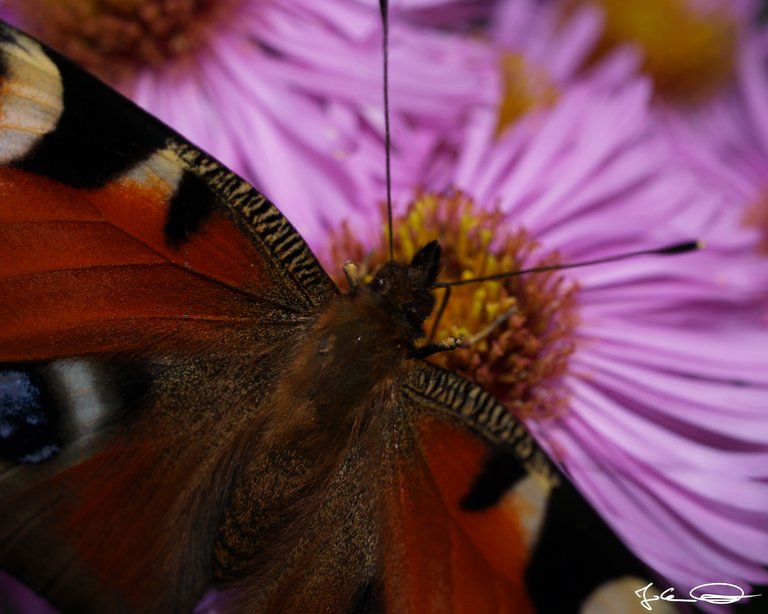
[0,369,60,464]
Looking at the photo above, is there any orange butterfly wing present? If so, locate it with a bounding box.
[382,418,534,613]
[0,21,336,612]
[0,23,334,364]
[2,166,275,359]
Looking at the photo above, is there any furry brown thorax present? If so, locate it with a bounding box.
[281,242,443,445]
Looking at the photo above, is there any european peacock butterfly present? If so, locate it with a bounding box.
[0,6,676,613]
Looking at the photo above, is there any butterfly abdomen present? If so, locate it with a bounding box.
[205,293,406,611]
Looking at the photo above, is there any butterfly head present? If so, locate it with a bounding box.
[366,240,441,340]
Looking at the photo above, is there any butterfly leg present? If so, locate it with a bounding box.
[427,285,451,343]
[466,304,518,346]
[343,261,360,289]
[410,336,467,359]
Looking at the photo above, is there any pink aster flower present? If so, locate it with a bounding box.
[0,0,495,242]
[305,0,640,250]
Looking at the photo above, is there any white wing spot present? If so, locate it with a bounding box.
[0,33,63,163]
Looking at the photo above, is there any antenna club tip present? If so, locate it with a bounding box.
[659,240,703,255]
[696,239,706,250]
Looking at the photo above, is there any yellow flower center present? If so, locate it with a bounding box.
[566,0,738,101]
[326,192,578,420]
[496,53,559,135]
[12,0,242,83]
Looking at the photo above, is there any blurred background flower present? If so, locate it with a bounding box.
[659,21,768,311]
[559,0,755,102]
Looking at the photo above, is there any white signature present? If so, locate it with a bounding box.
[635,582,762,610]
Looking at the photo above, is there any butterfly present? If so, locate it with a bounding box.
[0,15,662,614]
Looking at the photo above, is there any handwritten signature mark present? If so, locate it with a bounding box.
[635,582,762,610]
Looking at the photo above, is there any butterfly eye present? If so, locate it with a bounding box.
[377,277,386,288]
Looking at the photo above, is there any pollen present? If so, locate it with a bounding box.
[566,0,737,102]
[496,53,559,135]
[327,192,578,420]
[14,0,242,82]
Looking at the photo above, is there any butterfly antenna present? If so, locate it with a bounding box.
[433,240,703,288]
[380,0,394,261]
